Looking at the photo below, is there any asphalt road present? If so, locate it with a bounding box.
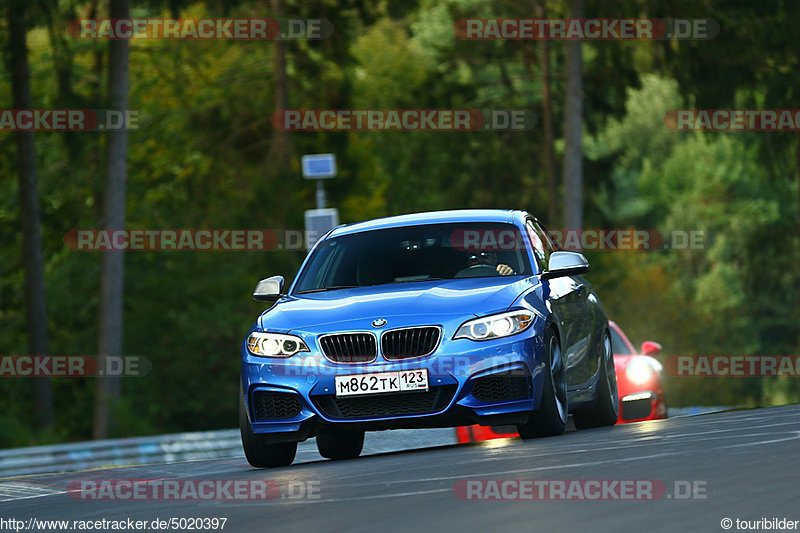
[2,404,798,533]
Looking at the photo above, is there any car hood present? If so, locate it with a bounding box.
[259,278,534,332]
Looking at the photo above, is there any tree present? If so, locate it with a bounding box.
[93,0,130,439]
[536,0,558,227]
[562,0,583,230]
[268,0,293,170]
[7,0,54,431]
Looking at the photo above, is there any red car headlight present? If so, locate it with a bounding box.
[625,358,655,385]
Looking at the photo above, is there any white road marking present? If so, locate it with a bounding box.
[0,482,62,502]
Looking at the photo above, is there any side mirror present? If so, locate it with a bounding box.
[541,251,590,280]
[252,275,284,302]
[641,341,662,356]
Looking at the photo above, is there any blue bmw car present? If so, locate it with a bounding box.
[240,210,618,467]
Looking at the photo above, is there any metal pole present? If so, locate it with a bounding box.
[316,179,325,209]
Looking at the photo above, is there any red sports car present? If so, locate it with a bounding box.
[608,320,667,423]
[456,320,666,443]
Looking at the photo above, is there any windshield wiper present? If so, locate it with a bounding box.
[296,285,359,294]
[392,277,446,283]
[297,278,446,294]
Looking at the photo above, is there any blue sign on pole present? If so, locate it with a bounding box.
[302,154,337,179]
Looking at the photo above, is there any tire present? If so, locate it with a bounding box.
[517,327,567,438]
[239,388,297,468]
[573,331,619,429]
[316,430,364,460]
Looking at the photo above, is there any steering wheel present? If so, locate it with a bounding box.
[454,264,501,278]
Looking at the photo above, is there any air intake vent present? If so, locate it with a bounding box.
[252,391,303,420]
[471,372,531,402]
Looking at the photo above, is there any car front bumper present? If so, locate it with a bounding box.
[241,326,546,441]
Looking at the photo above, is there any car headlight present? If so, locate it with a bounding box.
[246,332,309,357]
[454,310,534,341]
[625,358,655,385]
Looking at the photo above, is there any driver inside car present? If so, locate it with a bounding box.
[466,250,515,276]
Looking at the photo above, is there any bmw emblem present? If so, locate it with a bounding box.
[372,318,387,328]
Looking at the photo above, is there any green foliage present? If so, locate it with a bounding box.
[587,74,800,407]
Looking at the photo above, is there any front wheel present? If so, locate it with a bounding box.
[239,388,297,467]
[573,331,619,429]
[517,328,567,438]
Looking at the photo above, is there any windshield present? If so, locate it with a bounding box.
[293,222,533,293]
[610,327,634,355]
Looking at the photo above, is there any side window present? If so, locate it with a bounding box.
[526,220,547,271]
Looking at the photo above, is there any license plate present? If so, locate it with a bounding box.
[334,369,429,397]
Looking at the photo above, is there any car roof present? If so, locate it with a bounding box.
[328,209,527,238]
